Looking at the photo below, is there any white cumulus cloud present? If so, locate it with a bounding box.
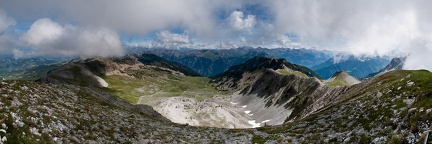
[0,10,15,33]
[17,18,124,58]
[227,10,256,33]
[156,30,191,44]
[152,30,192,48]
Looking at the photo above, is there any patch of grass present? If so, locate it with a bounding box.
[103,74,228,104]
[251,135,268,144]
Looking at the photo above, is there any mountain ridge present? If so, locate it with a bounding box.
[141,47,332,77]
[213,56,321,91]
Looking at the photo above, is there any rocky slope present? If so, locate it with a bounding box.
[0,80,263,143]
[227,69,346,125]
[257,70,432,143]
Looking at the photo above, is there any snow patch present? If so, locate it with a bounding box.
[248,120,261,128]
[244,111,253,116]
[241,105,247,108]
[262,119,271,123]
[247,119,272,128]
[94,75,109,87]
[230,102,238,105]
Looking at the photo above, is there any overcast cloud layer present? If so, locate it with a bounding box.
[0,0,431,70]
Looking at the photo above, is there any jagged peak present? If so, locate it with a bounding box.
[381,57,406,72]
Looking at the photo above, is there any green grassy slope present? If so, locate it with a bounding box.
[103,69,228,104]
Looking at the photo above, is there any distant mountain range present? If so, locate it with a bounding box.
[130,47,333,77]
[0,55,68,80]
[0,47,399,82]
[312,54,391,79]
[129,47,393,80]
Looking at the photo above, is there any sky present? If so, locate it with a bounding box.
[0,0,431,70]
